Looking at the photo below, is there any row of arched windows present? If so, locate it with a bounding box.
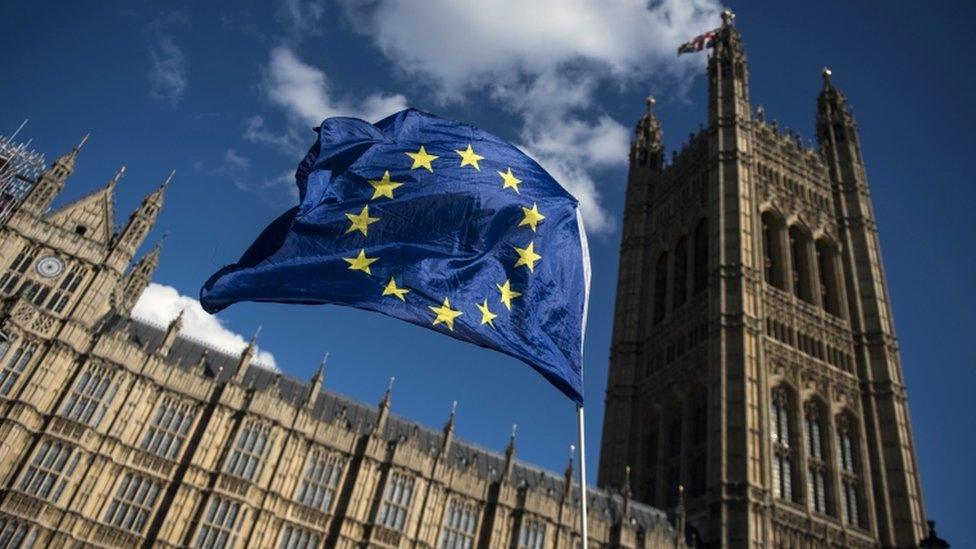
[761,211,845,317]
[653,219,709,325]
[769,385,864,527]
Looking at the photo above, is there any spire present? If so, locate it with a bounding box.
[621,465,632,516]
[441,400,458,454]
[632,94,664,169]
[21,134,89,214]
[113,170,171,257]
[233,325,260,383]
[196,349,210,375]
[502,423,517,480]
[108,165,126,190]
[114,242,162,315]
[158,308,184,356]
[562,444,575,504]
[675,484,686,543]
[374,376,394,435]
[305,352,328,408]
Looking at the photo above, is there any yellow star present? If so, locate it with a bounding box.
[429,297,463,331]
[455,144,484,170]
[368,171,403,200]
[476,299,497,328]
[514,241,541,272]
[406,145,438,172]
[343,249,378,275]
[518,203,546,232]
[345,204,380,236]
[496,279,522,310]
[498,168,521,193]
[382,277,410,301]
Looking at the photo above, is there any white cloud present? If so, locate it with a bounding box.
[264,46,408,126]
[339,0,723,232]
[223,149,250,170]
[148,33,188,106]
[132,283,277,370]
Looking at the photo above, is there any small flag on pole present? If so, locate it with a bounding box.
[200,109,590,404]
[678,30,717,55]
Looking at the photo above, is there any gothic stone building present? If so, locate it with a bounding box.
[0,142,683,544]
[598,11,928,549]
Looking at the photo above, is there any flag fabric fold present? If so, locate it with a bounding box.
[678,30,717,55]
[200,109,589,403]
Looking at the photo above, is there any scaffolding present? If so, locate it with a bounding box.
[0,120,46,223]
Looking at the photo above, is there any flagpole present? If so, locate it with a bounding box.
[577,404,589,549]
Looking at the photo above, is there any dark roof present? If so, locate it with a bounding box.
[123,318,674,532]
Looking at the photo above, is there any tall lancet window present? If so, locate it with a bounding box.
[837,413,863,527]
[789,226,815,304]
[770,386,798,502]
[672,237,688,309]
[804,401,830,514]
[761,212,787,290]
[816,238,843,317]
[652,252,668,325]
[693,219,709,294]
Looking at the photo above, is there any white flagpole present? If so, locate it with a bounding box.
[577,405,589,548]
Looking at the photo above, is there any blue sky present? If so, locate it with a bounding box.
[2,0,974,543]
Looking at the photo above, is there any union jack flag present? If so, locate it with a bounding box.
[678,30,717,55]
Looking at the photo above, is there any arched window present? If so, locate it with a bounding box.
[689,389,708,498]
[761,212,787,290]
[816,238,843,317]
[770,386,798,502]
[653,252,668,325]
[672,237,688,309]
[836,412,863,527]
[789,226,815,303]
[693,219,708,294]
[804,400,831,514]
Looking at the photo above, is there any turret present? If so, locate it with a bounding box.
[631,96,664,170]
[708,9,751,127]
[562,445,575,505]
[21,134,87,214]
[114,243,162,316]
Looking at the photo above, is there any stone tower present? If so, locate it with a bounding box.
[598,10,928,548]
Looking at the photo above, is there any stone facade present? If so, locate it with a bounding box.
[0,136,683,546]
[597,11,928,549]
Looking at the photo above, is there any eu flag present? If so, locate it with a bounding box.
[200,109,590,403]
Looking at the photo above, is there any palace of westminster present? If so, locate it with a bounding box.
[0,12,949,549]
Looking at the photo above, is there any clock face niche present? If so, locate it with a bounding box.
[35,256,65,279]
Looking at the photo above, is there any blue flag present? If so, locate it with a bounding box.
[200,109,590,403]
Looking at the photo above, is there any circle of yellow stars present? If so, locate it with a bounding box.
[338,143,547,331]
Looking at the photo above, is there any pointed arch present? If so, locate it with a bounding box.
[672,236,688,309]
[803,397,832,515]
[761,211,788,290]
[788,225,816,303]
[652,251,668,325]
[816,237,844,317]
[770,384,800,503]
[836,410,864,527]
[693,218,709,294]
